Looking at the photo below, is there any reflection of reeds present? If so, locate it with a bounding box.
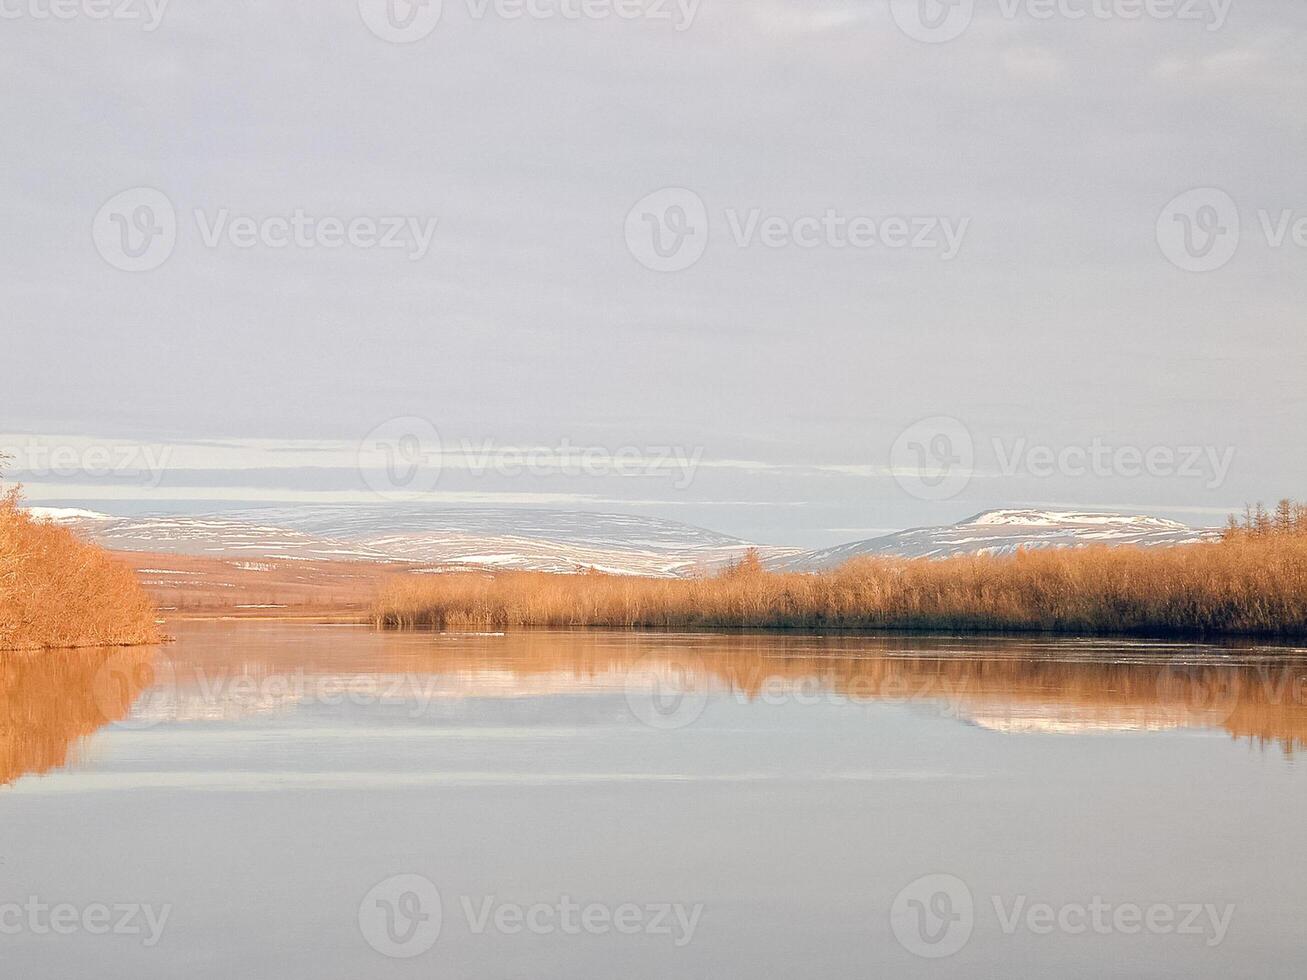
[402,632,1307,753]
[0,646,156,785]
[5,625,1306,788]
[374,538,1307,638]
[139,626,1307,755]
[0,490,161,650]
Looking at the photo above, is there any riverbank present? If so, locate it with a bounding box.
[372,536,1307,639]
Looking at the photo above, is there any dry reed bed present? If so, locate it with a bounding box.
[0,490,162,651]
[373,538,1307,638]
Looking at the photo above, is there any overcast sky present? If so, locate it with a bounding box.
[2,0,1304,547]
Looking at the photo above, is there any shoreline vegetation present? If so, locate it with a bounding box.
[374,500,1307,639]
[0,487,161,652]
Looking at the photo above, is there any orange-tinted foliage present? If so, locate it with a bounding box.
[374,538,1307,638]
[0,489,162,651]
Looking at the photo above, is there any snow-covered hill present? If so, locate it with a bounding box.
[771,509,1218,570]
[34,506,787,578]
[30,505,1217,577]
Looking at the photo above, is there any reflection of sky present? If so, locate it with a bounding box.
[6,623,1307,978]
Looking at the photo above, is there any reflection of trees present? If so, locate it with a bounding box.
[5,629,1306,788]
[0,646,156,785]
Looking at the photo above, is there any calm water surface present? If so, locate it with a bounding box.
[4,621,1307,978]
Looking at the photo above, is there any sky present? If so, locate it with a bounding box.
[2,0,1304,548]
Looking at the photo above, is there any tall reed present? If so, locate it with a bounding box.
[373,537,1307,638]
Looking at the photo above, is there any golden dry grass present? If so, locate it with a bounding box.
[0,489,162,651]
[373,537,1307,638]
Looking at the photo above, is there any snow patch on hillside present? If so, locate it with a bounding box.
[773,508,1217,570]
[24,507,115,523]
[968,509,1188,530]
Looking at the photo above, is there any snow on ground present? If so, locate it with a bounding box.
[771,508,1217,570]
[23,507,114,522]
[39,504,1217,577]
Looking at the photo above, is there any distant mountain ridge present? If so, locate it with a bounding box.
[30,505,788,578]
[769,508,1218,571]
[29,505,1218,578]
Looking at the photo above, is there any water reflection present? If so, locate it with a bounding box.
[4,625,1307,786]
[0,645,159,785]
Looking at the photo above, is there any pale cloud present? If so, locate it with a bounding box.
[1201,44,1269,75]
[2,1,1305,545]
[1150,43,1279,83]
[1002,46,1067,80]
